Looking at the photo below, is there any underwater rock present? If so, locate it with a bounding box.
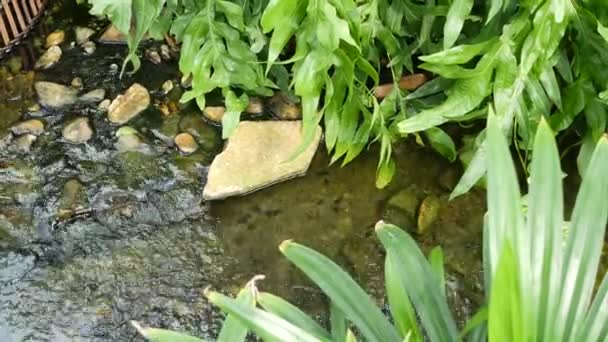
[108,83,150,125]
[160,44,172,60]
[439,168,460,191]
[203,121,321,200]
[14,134,37,152]
[268,92,302,120]
[151,114,180,145]
[161,80,174,95]
[99,24,127,44]
[98,99,111,112]
[62,117,93,144]
[35,81,78,108]
[382,188,420,232]
[71,77,84,89]
[115,126,148,153]
[35,46,62,70]
[75,27,95,44]
[146,49,162,64]
[45,30,65,48]
[203,106,225,124]
[82,41,96,55]
[57,178,87,219]
[11,119,44,136]
[246,97,264,114]
[417,195,442,235]
[174,133,199,155]
[80,89,106,103]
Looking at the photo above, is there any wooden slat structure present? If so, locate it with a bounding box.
[0,0,48,57]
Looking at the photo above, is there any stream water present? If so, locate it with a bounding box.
[0,3,487,341]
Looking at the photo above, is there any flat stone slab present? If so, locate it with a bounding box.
[203,121,322,200]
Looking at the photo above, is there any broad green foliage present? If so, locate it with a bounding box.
[89,0,608,189]
[134,121,608,341]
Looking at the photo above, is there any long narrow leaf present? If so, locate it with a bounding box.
[376,222,459,341]
[279,241,401,342]
[206,290,328,342]
[554,134,608,341]
[385,251,422,342]
[526,119,564,341]
[576,272,608,341]
[131,322,206,342]
[257,292,331,340]
[217,277,258,342]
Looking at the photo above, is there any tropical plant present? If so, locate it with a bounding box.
[132,116,608,341]
[87,0,608,189]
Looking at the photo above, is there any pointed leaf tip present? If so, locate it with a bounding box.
[279,240,294,253]
[374,220,386,231]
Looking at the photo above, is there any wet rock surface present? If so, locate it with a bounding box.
[108,83,151,125]
[35,46,63,70]
[35,81,79,108]
[203,121,322,200]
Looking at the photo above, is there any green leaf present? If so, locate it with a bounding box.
[217,279,258,342]
[488,243,524,341]
[443,0,474,49]
[257,292,331,341]
[428,247,446,297]
[397,72,492,134]
[598,21,608,43]
[222,91,248,139]
[450,139,486,200]
[552,133,608,341]
[385,251,422,342]
[525,119,563,341]
[123,0,167,75]
[376,158,396,189]
[207,290,329,342]
[425,128,457,162]
[576,272,608,341]
[375,222,459,342]
[329,302,348,342]
[485,109,524,279]
[89,0,132,35]
[131,322,206,342]
[419,39,495,65]
[279,240,401,342]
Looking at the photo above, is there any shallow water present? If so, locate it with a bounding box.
[0,3,487,341]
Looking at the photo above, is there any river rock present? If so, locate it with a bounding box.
[268,92,301,120]
[203,106,225,123]
[14,134,37,152]
[62,117,93,144]
[417,195,442,234]
[80,89,106,103]
[35,46,62,70]
[75,27,95,44]
[161,80,174,94]
[246,97,264,114]
[382,188,421,231]
[174,133,199,154]
[115,127,147,153]
[35,81,78,108]
[99,24,127,44]
[98,99,111,111]
[70,78,83,90]
[203,121,322,200]
[108,83,151,125]
[45,30,65,47]
[82,41,96,55]
[11,119,44,136]
[178,113,220,151]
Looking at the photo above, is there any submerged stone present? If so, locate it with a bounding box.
[75,27,95,44]
[203,121,321,200]
[11,119,44,136]
[62,117,93,144]
[108,83,150,125]
[203,106,225,123]
[99,24,127,44]
[45,30,65,48]
[80,89,106,103]
[35,46,62,70]
[417,195,442,234]
[174,133,199,155]
[35,81,78,108]
[268,92,302,120]
[14,134,37,152]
